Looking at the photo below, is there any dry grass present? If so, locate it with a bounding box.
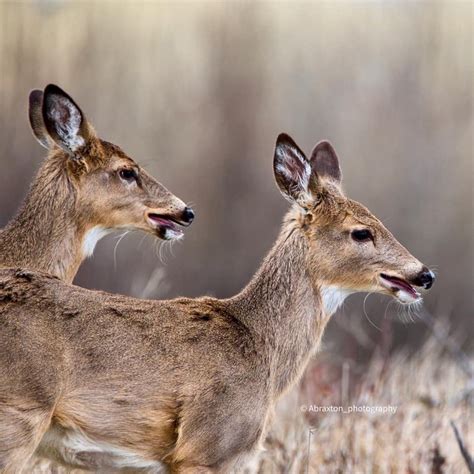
[256,337,473,474]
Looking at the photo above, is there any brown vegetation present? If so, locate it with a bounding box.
[258,332,473,473]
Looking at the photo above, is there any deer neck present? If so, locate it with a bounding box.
[0,156,93,283]
[231,209,346,397]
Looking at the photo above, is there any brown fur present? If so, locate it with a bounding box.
[0,85,192,283]
[0,134,433,472]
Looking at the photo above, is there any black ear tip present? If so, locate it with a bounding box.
[42,85,82,119]
[277,132,291,141]
[276,132,299,150]
[44,84,64,94]
[43,84,74,103]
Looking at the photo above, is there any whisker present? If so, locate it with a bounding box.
[383,299,395,321]
[169,240,176,259]
[153,239,162,262]
[362,293,382,331]
[397,303,409,324]
[113,231,130,270]
[158,240,167,265]
[410,300,423,321]
[163,241,169,258]
[396,299,423,325]
[138,234,148,250]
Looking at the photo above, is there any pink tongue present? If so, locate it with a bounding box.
[384,275,417,296]
[150,216,175,230]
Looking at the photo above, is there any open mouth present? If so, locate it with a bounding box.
[147,213,185,240]
[379,273,421,304]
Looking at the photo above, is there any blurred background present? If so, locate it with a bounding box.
[0,2,472,351]
[2,2,473,472]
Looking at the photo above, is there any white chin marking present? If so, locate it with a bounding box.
[164,228,183,241]
[321,286,353,316]
[82,227,112,257]
[395,289,422,305]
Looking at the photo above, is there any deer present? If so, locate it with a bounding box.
[0,133,435,473]
[0,84,194,284]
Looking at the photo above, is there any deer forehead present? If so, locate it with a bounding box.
[74,140,138,172]
[100,140,135,161]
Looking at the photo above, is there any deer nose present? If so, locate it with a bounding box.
[182,207,195,225]
[412,267,435,290]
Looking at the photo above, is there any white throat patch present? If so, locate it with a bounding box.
[321,286,352,316]
[82,227,111,257]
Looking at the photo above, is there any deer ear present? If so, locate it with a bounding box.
[309,140,342,186]
[28,90,53,150]
[273,133,312,204]
[42,84,93,155]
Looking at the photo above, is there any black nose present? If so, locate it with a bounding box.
[412,267,435,290]
[182,207,195,225]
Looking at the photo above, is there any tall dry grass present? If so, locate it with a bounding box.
[256,333,473,473]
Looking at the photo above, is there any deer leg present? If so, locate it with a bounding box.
[168,396,266,474]
[0,404,51,473]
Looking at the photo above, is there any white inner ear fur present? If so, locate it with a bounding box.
[82,227,112,257]
[320,286,353,316]
[48,97,85,152]
[276,147,312,191]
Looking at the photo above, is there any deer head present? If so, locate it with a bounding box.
[274,133,434,307]
[28,84,194,246]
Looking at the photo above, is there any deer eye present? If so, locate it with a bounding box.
[351,229,373,243]
[119,168,137,182]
